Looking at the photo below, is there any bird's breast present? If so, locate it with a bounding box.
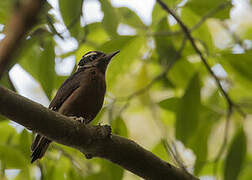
[58,68,106,123]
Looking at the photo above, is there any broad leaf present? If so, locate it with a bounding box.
[154,17,177,63]
[99,0,119,38]
[117,7,146,29]
[220,50,252,84]
[224,127,247,180]
[186,0,232,20]
[176,73,201,145]
[19,129,32,160]
[152,141,169,162]
[59,0,83,39]
[19,36,56,99]
[168,58,195,89]
[99,36,145,86]
[158,97,180,112]
[189,106,221,174]
[100,159,124,180]
[152,0,181,27]
[0,0,14,24]
[38,37,56,98]
[0,72,16,91]
[0,121,17,143]
[0,145,27,169]
[111,116,128,137]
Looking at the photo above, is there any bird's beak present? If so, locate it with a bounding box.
[104,50,120,64]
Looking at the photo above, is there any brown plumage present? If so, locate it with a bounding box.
[31,50,119,163]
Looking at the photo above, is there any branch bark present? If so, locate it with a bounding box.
[0,85,198,180]
[0,0,45,78]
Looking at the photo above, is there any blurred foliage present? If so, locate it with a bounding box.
[0,0,252,179]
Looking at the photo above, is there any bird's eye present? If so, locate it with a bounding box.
[89,55,96,61]
[78,59,85,66]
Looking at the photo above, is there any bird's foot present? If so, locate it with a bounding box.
[84,153,93,159]
[69,116,87,125]
[96,124,112,139]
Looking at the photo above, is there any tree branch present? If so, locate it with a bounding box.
[0,85,198,180]
[156,0,247,175]
[156,0,246,117]
[150,1,231,37]
[0,0,45,78]
[157,0,233,107]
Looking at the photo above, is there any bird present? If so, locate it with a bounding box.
[30,50,120,163]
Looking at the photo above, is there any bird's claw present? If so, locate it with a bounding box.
[96,124,112,139]
[70,116,87,125]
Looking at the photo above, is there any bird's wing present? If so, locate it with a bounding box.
[49,71,82,111]
[31,70,84,163]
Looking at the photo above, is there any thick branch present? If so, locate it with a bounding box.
[0,86,198,180]
[0,0,45,78]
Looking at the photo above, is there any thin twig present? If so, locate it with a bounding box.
[156,0,246,116]
[46,15,64,39]
[150,1,232,37]
[220,22,244,48]
[56,0,84,37]
[190,1,232,32]
[118,37,187,115]
[213,106,233,179]
[156,0,247,176]
[157,0,231,105]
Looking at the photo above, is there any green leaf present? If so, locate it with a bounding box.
[14,169,31,180]
[168,58,195,89]
[99,0,119,38]
[151,3,167,27]
[19,36,56,99]
[158,97,180,112]
[0,0,14,24]
[91,107,106,125]
[100,159,124,180]
[111,117,128,137]
[135,64,151,105]
[67,168,83,180]
[0,72,15,91]
[37,37,56,98]
[19,129,32,160]
[176,73,201,145]
[181,8,214,54]
[84,22,109,45]
[152,141,169,162]
[152,0,181,27]
[43,156,71,180]
[0,145,27,169]
[99,36,145,86]
[162,0,182,7]
[84,173,107,180]
[116,7,146,29]
[0,121,17,143]
[224,127,247,180]
[59,0,83,39]
[154,17,177,63]
[220,50,252,84]
[189,106,221,174]
[186,0,232,19]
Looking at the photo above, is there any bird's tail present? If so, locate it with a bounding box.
[31,134,51,163]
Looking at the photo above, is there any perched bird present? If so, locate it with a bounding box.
[30,50,120,163]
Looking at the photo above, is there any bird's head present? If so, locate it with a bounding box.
[77,50,120,72]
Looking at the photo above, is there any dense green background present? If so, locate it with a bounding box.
[0,0,252,179]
